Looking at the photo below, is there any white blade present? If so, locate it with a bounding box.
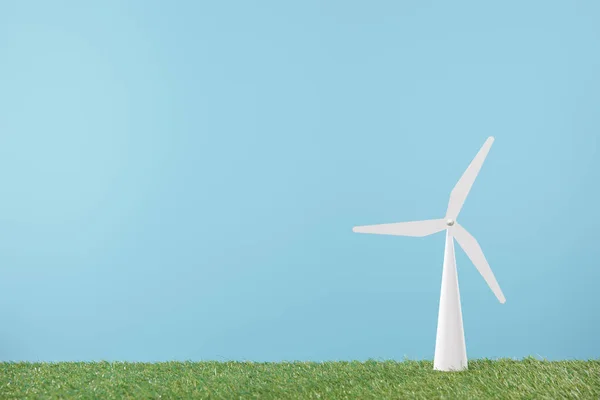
[445,137,495,220]
[452,223,505,303]
[352,219,447,237]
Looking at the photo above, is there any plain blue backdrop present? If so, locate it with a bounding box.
[0,0,598,362]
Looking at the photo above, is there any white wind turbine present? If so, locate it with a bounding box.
[352,136,505,372]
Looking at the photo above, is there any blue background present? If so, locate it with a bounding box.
[1,0,598,362]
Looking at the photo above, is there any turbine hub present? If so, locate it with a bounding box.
[446,219,455,226]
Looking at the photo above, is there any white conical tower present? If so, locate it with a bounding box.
[433,228,467,371]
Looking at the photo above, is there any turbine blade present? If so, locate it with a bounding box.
[445,137,495,220]
[353,219,447,237]
[452,223,505,303]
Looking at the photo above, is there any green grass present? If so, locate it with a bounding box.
[1,358,599,399]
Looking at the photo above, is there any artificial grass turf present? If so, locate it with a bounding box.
[1,358,599,399]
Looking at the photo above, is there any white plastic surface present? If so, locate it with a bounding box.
[352,219,447,237]
[453,223,506,303]
[445,136,494,220]
[433,230,468,371]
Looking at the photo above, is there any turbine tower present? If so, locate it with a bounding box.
[352,136,505,372]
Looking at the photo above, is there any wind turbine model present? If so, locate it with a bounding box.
[352,136,505,372]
